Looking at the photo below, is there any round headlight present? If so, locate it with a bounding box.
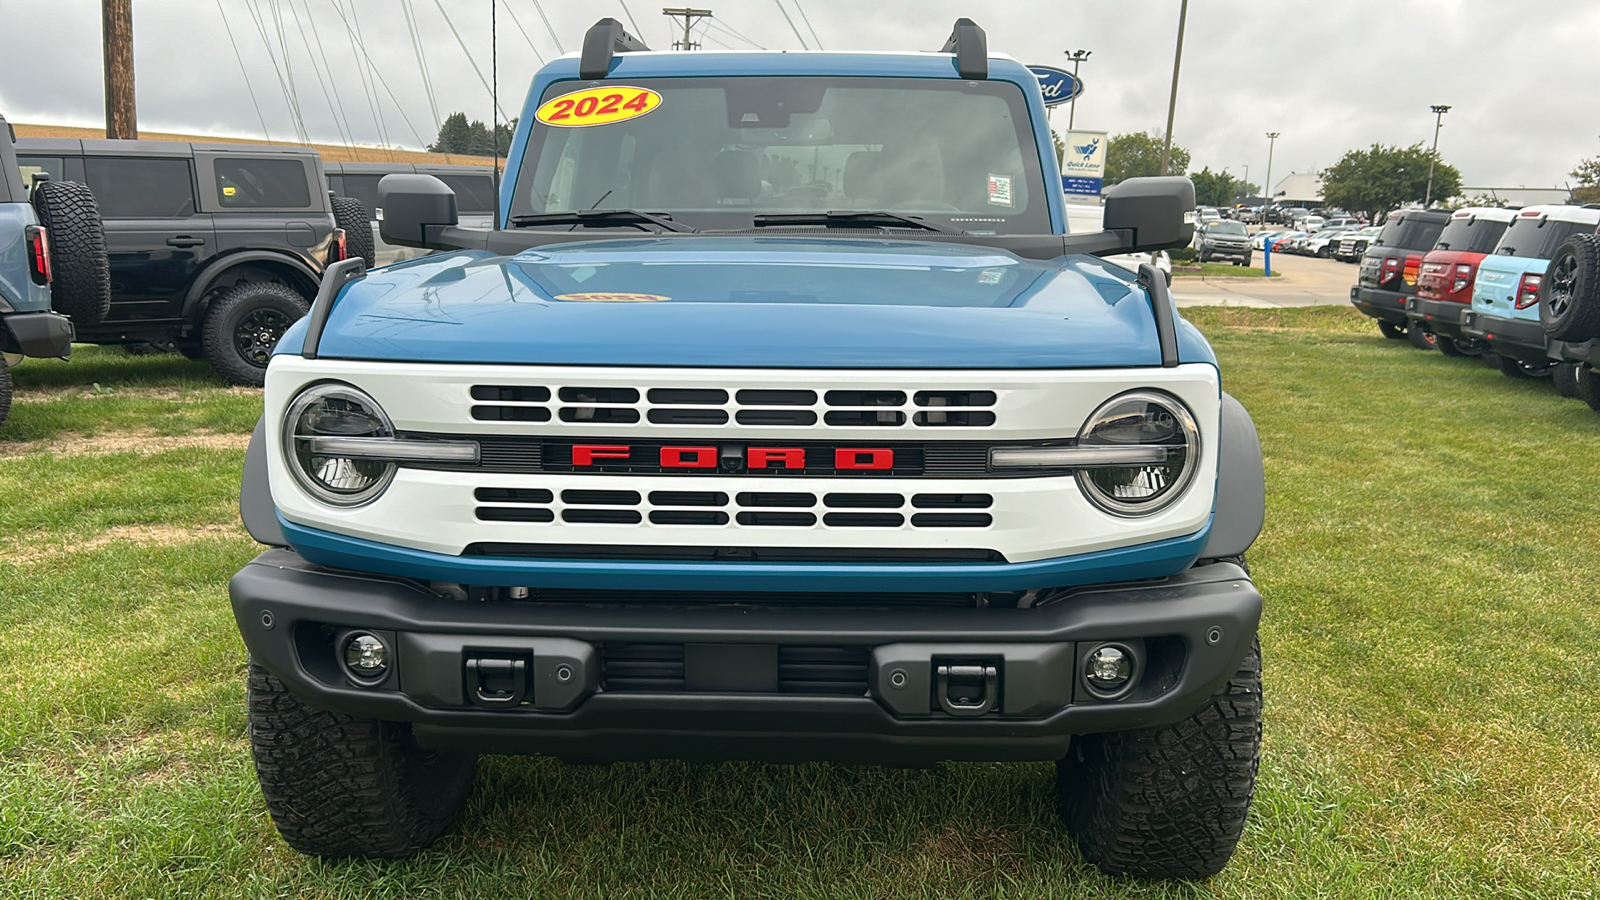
[282,382,396,507]
[1074,391,1200,517]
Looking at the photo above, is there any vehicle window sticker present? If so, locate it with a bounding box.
[536,87,662,128]
[987,174,1013,207]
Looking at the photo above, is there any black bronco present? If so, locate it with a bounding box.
[15,138,366,385]
[1349,209,1449,346]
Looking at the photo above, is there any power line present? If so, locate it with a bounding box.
[793,0,823,50]
[618,0,643,38]
[241,0,307,142]
[213,0,273,141]
[664,7,713,51]
[349,0,397,157]
[705,18,762,49]
[332,0,386,149]
[267,0,310,143]
[773,0,808,50]
[497,0,547,65]
[325,0,429,150]
[431,0,513,119]
[531,0,564,54]
[402,0,443,136]
[286,0,358,153]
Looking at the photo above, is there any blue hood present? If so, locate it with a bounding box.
[289,237,1213,369]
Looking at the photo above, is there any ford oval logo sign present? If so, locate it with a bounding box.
[1027,65,1084,107]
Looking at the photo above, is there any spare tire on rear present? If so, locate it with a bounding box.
[30,180,111,325]
[330,195,376,269]
[1540,233,1600,342]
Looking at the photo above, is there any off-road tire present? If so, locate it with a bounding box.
[1059,638,1262,879]
[330,196,376,269]
[29,180,111,324]
[1553,362,1582,398]
[1575,366,1600,413]
[1435,335,1481,358]
[0,355,12,428]
[201,281,309,386]
[247,661,477,858]
[1407,324,1436,350]
[1377,320,1407,340]
[1491,352,1546,379]
[1540,233,1600,342]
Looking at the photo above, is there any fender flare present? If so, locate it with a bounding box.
[241,416,288,547]
[1200,391,1265,560]
[182,251,321,322]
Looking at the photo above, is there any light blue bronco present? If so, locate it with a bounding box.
[228,19,1267,878]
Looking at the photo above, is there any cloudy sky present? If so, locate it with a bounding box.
[2,0,1596,193]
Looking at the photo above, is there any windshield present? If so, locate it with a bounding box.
[1434,217,1509,254]
[1496,217,1591,259]
[510,76,1050,234]
[1209,222,1246,235]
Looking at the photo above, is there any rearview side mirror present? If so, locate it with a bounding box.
[1103,176,1196,253]
[377,174,459,248]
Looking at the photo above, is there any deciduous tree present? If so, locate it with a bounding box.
[1571,157,1600,204]
[1321,143,1461,219]
[1104,131,1189,185]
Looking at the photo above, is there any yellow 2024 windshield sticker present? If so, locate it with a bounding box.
[554,292,670,302]
[535,87,662,128]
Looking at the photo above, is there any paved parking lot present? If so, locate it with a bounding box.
[1174,252,1357,308]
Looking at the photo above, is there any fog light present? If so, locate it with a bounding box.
[1084,645,1132,691]
[343,633,388,678]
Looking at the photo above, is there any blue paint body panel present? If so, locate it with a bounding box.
[288,238,1216,369]
[1470,253,1546,324]
[0,203,50,314]
[279,515,1212,593]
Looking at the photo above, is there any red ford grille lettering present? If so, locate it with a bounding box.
[572,444,632,466]
[836,448,894,470]
[748,447,805,470]
[660,446,718,468]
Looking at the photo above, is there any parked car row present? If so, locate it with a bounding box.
[1352,203,1600,413]
[7,132,495,387]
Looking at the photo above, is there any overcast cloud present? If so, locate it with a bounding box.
[2,0,1596,193]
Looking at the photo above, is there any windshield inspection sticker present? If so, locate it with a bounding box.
[554,292,670,302]
[987,174,1014,207]
[535,86,662,128]
[978,268,1005,285]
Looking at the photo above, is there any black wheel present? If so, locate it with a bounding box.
[1377,320,1407,340]
[0,355,12,429]
[1435,335,1482,358]
[330,195,376,269]
[1317,246,1331,258]
[1575,366,1600,413]
[1491,352,1547,379]
[1540,233,1600,341]
[248,661,477,858]
[1059,637,1262,879]
[201,281,309,386]
[1553,362,1582,398]
[1407,324,1436,350]
[30,180,111,325]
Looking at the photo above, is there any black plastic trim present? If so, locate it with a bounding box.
[0,311,74,359]
[299,257,366,360]
[1139,262,1180,368]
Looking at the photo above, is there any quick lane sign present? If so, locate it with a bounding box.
[1061,130,1107,197]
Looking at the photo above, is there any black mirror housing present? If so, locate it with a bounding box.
[378,174,460,248]
[1102,176,1196,253]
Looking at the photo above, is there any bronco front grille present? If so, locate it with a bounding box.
[468,382,999,430]
[474,488,994,530]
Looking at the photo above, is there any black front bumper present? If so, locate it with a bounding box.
[1461,311,1546,362]
[1350,285,1409,324]
[230,549,1262,764]
[1203,244,1251,261]
[0,311,74,359]
[1407,297,1473,340]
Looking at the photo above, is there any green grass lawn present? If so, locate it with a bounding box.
[1173,262,1278,278]
[2,321,1598,898]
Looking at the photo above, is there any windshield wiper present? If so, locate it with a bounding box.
[751,211,964,235]
[508,209,697,233]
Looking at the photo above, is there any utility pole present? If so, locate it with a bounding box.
[1064,49,1090,130]
[102,0,137,139]
[1424,104,1452,207]
[663,7,712,51]
[1159,0,1188,176]
[1263,132,1280,214]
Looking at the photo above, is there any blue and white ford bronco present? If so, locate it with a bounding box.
[230,19,1267,878]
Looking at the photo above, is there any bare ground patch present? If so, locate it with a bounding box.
[3,523,247,566]
[0,430,251,459]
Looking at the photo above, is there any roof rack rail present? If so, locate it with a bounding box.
[937,18,987,80]
[579,18,650,80]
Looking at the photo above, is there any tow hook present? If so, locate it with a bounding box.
[465,656,529,708]
[936,663,999,716]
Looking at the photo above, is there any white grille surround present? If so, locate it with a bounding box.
[265,359,1222,564]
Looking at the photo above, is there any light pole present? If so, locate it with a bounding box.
[1263,132,1280,219]
[1160,0,1189,175]
[1424,104,1451,207]
[1064,49,1090,130]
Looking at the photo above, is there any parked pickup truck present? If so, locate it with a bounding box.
[228,19,1266,879]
